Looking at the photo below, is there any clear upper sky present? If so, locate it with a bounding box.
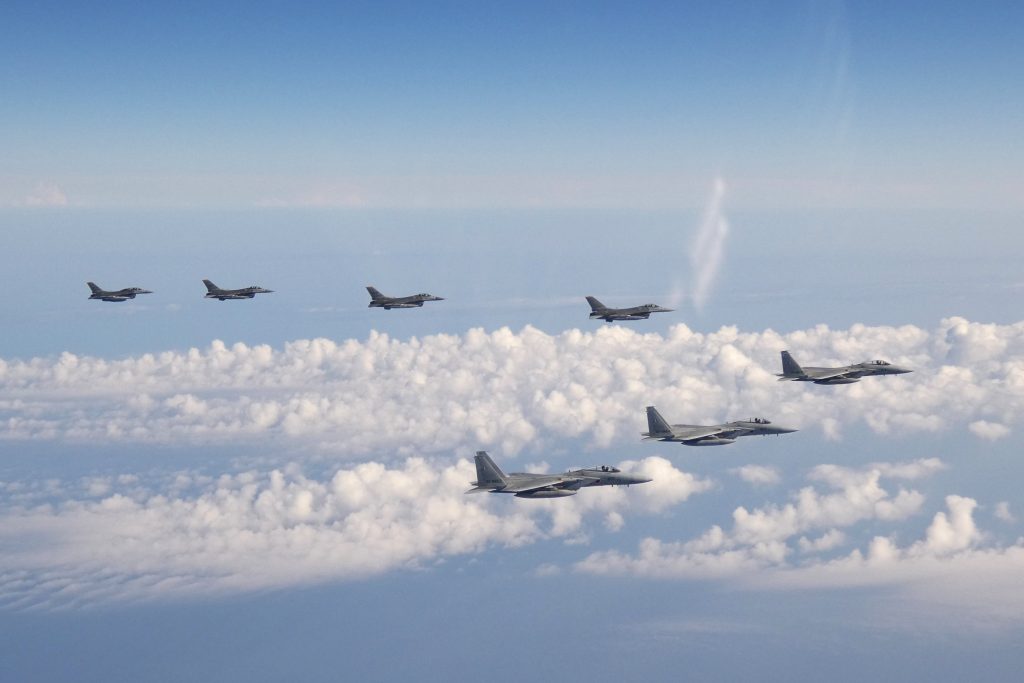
[2,1,1021,209]
[2,3,1024,682]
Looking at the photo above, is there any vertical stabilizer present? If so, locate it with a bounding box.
[87,282,102,294]
[585,296,607,312]
[473,451,508,488]
[645,406,673,435]
[202,279,220,293]
[366,286,386,301]
[780,350,805,376]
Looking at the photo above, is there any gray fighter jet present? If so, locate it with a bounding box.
[466,451,651,498]
[366,286,444,309]
[642,406,797,446]
[87,282,152,302]
[777,350,912,385]
[586,296,673,322]
[203,279,274,301]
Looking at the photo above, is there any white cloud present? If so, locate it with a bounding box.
[575,460,936,579]
[0,455,706,608]
[3,318,1024,453]
[798,529,846,553]
[968,420,1011,441]
[994,501,1015,523]
[731,464,781,486]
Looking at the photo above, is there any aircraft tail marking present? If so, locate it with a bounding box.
[781,350,805,376]
[645,406,673,436]
[473,451,508,487]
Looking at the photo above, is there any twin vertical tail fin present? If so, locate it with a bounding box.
[644,406,673,436]
[472,451,508,489]
[780,350,805,377]
[585,296,607,312]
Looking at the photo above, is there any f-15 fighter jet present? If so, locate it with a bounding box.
[87,282,152,302]
[586,296,672,322]
[366,286,444,309]
[642,406,797,446]
[777,350,912,385]
[466,451,650,498]
[203,279,273,300]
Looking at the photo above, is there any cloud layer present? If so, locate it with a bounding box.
[2,318,1023,453]
[0,456,706,608]
[574,459,1024,623]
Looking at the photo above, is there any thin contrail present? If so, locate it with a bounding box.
[689,177,729,312]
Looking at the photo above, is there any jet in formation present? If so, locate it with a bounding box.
[586,296,672,322]
[466,451,651,498]
[367,286,444,309]
[642,406,797,446]
[203,280,274,301]
[87,282,152,302]
[777,350,912,385]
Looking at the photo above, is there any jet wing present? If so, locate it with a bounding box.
[501,476,592,493]
[674,426,725,442]
[807,369,857,380]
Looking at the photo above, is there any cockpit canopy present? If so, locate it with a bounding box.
[749,417,771,424]
[867,360,891,365]
[592,465,620,473]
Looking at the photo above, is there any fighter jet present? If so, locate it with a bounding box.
[466,451,651,498]
[777,350,912,385]
[203,279,274,301]
[586,296,672,322]
[366,286,444,309]
[87,282,152,302]
[642,406,797,446]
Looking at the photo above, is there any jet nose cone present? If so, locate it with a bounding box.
[775,426,798,434]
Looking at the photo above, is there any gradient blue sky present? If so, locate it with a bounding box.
[2,1,1021,209]
[2,3,1024,682]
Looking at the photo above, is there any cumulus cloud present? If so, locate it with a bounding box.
[3,318,1024,454]
[573,459,1024,623]
[731,464,781,486]
[575,460,933,579]
[994,501,1015,523]
[0,455,706,608]
[968,420,1011,441]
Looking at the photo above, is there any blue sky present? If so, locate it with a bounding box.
[2,2,1024,682]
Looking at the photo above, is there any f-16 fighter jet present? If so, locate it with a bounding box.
[466,451,651,498]
[366,286,444,309]
[87,282,152,302]
[777,350,912,385]
[642,406,797,446]
[203,279,273,300]
[586,296,672,322]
